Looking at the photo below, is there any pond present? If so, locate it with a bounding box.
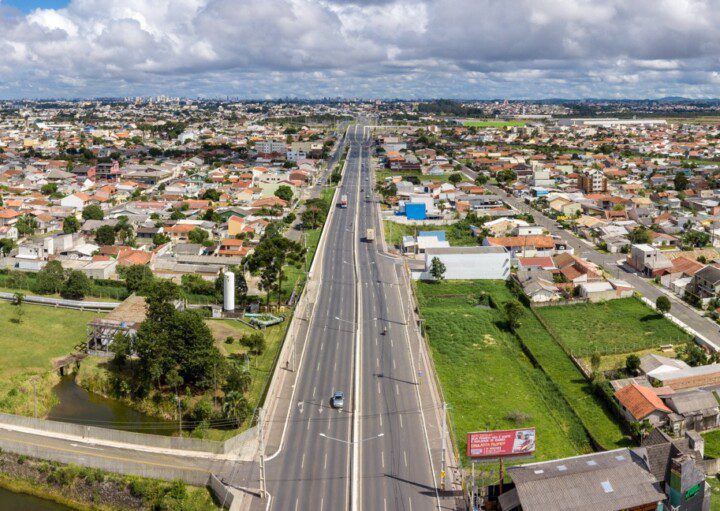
[0,486,73,510]
[47,374,179,436]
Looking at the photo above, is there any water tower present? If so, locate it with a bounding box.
[223,270,235,312]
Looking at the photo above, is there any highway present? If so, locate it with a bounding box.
[259,123,453,510]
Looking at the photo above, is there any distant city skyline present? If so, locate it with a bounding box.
[1,0,720,100]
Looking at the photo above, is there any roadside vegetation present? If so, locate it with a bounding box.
[415,280,594,464]
[414,280,652,465]
[0,300,102,417]
[462,120,527,128]
[0,450,219,510]
[534,298,691,357]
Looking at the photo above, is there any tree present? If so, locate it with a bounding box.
[246,233,305,305]
[682,230,710,248]
[504,300,524,333]
[188,227,210,245]
[122,264,154,293]
[674,171,689,192]
[32,260,65,294]
[95,225,116,245]
[496,169,517,185]
[448,172,463,185]
[680,344,708,367]
[429,257,446,281]
[241,332,266,355]
[12,292,24,324]
[153,232,171,246]
[41,183,58,196]
[301,199,329,229]
[223,362,252,394]
[82,204,104,221]
[474,174,489,186]
[62,215,80,234]
[61,270,91,300]
[222,391,251,428]
[131,280,225,390]
[200,189,221,202]
[0,238,15,256]
[626,354,641,373]
[655,295,671,315]
[628,227,651,244]
[274,185,294,202]
[16,215,38,236]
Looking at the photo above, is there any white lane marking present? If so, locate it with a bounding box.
[320,341,324,351]
[384,498,387,511]
[408,497,413,511]
[404,451,408,467]
[379,411,383,428]
[381,450,385,468]
[395,383,399,395]
[295,498,299,511]
[377,381,381,394]
[324,453,328,470]
[301,453,306,469]
[320,498,324,511]
[376,357,379,367]
[392,359,396,370]
[399,413,403,429]
[70,444,103,451]
[333,360,337,373]
[312,387,316,398]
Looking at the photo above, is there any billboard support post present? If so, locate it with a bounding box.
[499,457,504,495]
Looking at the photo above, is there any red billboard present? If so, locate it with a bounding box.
[467,428,536,459]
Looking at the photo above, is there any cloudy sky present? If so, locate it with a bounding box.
[1,0,720,99]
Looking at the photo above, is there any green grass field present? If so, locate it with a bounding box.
[462,120,527,128]
[383,220,478,248]
[0,301,103,416]
[515,310,629,450]
[415,280,593,465]
[206,319,290,410]
[535,298,691,357]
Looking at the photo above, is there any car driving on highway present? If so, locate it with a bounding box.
[331,391,344,409]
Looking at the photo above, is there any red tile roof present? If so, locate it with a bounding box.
[614,384,670,421]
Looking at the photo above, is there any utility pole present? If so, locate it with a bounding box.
[176,395,182,437]
[258,406,267,498]
[441,401,447,491]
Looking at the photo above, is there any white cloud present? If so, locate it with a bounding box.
[0,0,719,97]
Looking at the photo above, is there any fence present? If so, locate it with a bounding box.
[530,297,589,308]
[0,291,119,311]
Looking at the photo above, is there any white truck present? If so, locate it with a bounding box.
[365,228,375,242]
[339,194,348,208]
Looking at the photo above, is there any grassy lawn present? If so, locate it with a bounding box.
[703,430,720,459]
[515,309,630,450]
[415,280,593,465]
[206,319,290,410]
[581,347,677,373]
[383,220,478,248]
[707,476,720,511]
[0,301,103,416]
[535,298,691,357]
[375,169,468,185]
[462,120,527,128]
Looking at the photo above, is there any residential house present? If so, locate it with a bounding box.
[614,383,670,427]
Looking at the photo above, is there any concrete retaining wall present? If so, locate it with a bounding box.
[0,412,257,455]
[0,291,119,311]
[209,474,235,509]
[0,435,212,486]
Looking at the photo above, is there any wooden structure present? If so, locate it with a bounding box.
[86,294,147,355]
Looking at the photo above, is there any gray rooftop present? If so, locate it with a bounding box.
[424,246,507,256]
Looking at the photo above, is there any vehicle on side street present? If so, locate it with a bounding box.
[331,391,344,409]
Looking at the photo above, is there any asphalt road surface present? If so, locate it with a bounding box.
[261,124,449,510]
